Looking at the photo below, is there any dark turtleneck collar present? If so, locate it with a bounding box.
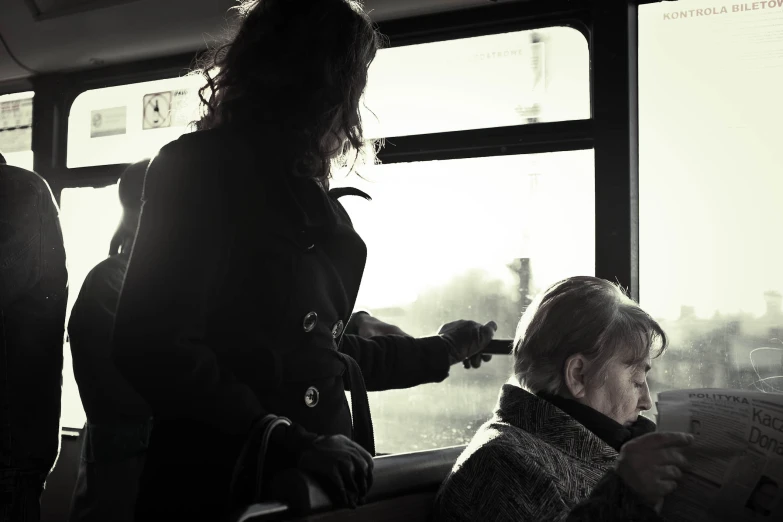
[536,392,656,452]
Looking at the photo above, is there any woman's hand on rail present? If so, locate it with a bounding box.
[439,320,497,368]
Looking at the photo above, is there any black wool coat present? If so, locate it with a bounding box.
[110,127,452,518]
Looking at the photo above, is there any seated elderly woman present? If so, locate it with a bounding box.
[434,276,693,521]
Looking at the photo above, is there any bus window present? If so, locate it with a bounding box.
[59,184,122,429]
[0,91,34,171]
[56,24,591,441]
[361,26,589,139]
[67,76,203,168]
[640,0,783,409]
[331,149,594,453]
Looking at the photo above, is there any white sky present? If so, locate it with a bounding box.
[331,152,595,310]
[4,0,782,427]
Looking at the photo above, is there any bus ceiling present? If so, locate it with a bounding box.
[0,0,675,90]
[0,0,502,88]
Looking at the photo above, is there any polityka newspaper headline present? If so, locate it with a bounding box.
[656,388,783,522]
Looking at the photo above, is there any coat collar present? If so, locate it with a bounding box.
[208,125,372,231]
[495,384,620,465]
[279,177,372,231]
[537,392,657,452]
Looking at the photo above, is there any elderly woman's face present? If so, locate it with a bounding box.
[582,358,653,426]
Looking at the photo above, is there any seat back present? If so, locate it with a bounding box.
[286,492,439,522]
[235,445,464,522]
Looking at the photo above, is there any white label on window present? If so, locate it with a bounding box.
[90,106,127,138]
[0,127,32,154]
[0,97,33,153]
[171,88,194,128]
[0,97,33,131]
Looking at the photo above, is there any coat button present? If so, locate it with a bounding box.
[331,320,344,338]
[304,387,319,408]
[302,312,318,332]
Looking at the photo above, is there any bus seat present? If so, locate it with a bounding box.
[40,431,83,522]
[0,159,68,520]
[235,445,464,522]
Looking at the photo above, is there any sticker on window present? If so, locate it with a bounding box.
[90,106,127,138]
[0,97,33,153]
[143,89,193,130]
[142,92,172,129]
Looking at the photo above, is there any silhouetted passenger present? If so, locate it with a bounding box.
[67,160,151,522]
[0,154,68,522]
[109,0,496,519]
[434,276,694,522]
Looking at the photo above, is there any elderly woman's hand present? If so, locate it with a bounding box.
[615,432,693,509]
[439,320,497,368]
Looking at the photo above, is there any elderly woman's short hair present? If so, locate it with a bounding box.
[513,276,667,396]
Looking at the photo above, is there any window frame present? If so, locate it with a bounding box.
[30,51,197,196]
[27,0,664,350]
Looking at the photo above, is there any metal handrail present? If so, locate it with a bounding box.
[236,445,466,521]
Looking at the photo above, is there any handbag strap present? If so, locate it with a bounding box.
[229,414,294,509]
[229,414,275,505]
[338,352,375,456]
[254,416,292,500]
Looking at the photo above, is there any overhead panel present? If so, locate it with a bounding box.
[367,0,501,21]
[0,45,31,87]
[24,0,143,20]
[0,0,526,82]
[2,0,235,77]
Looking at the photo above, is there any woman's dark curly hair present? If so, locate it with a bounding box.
[193,0,384,182]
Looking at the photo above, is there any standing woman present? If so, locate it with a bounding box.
[110,0,496,520]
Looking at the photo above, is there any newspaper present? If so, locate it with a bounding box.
[656,388,783,522]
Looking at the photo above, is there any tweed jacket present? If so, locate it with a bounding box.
[433,385,662,522]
